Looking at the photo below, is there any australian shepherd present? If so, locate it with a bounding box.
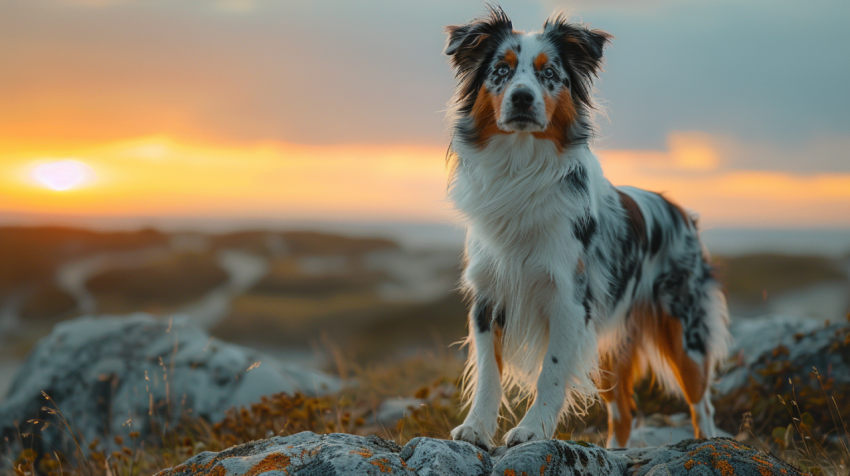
[443,6,730,449]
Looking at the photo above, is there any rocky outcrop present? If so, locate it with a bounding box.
[715,315,850,440]
[0,314,340,454]
[156,432,809,476]
[718,315,850,395]
[622,438,808,476]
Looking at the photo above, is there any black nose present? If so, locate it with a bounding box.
[511,89,534,109]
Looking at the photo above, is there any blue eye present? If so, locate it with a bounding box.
[543,68,555,79]
[496,65,510,76]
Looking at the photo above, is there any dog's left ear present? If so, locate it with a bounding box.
[544,15,612,106]
[544,14,612,76]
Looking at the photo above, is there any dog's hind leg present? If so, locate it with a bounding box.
[652,266,729,439]
[598,343,639,448]
[653,310,717,439]
[451,298,503,450]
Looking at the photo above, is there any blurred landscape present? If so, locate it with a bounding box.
[2,224,848,398]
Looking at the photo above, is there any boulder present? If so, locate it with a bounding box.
[493,438,627,476]
[0,314,340,454]
[156,432,810,476]
[621,438,809,476]
[714,315,850,440]
[718,315,850,394]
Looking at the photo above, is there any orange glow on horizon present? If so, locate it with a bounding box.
[0,137,454,222]
[1,134,848,228]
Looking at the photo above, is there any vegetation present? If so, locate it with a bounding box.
[7,329,849,476]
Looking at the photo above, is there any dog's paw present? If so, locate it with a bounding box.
[505,424,546,447]
[451,422,493,451]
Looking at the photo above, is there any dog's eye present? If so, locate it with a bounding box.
[496,65,510,76]
[543,68,555,79]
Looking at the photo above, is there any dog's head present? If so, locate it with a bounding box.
[445,6,611,150]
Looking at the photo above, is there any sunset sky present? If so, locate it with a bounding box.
[1,0,848,231]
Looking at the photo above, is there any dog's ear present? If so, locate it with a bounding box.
[544,14,612,105]
[444,6,513,70]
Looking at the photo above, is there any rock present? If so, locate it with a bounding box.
[714,315,850,440]
[156,432,492,476]
[373,397,426,425]
[493,438,627,476]
[156,433,809,475]
[0,314,340,454]
[717,314,849,395]
[621,438,810,476]
[401,437,492,476]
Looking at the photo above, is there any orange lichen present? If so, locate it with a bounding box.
[351,448,374,458]
[243,453,292,476]
[207,466,227,476]
[713,459,736,476]
[369,458,394,473]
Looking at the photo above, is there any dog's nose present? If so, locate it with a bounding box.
[511,89,534,109]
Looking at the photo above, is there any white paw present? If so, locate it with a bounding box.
[451,420,494,451]
[505,424,547,447]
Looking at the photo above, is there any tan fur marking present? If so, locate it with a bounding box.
[493,325,504,377]
[645,310,710,439]
[534,52,548,71]
[470,87,512,148]
[504,49,517,68]
[532,90,576,152]
[598,345,639,446]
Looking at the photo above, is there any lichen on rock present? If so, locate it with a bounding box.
[156,433,809,476]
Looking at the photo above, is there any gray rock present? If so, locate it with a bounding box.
[0,314,340,454]
[621,438,809,476]
[492,439,627,476]
[159,432,411,476]
[374,397,426,425]
[401,437,491,476]
[157,433,810,476]
[718,315,850,395]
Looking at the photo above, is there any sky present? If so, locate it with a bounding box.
[1,0,849,231]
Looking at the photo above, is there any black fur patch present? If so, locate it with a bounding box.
[573,214,597,248]
[582,285,593,324]
[551,356,558,363]
[650,220,663,256]
[561,166,588,195]
[473,298,492,333]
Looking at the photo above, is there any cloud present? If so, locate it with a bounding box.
[0,0,847,175]
[599,132,850,227]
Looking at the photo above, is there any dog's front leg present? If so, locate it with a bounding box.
[451,298,502,451]
[505,290,592,446]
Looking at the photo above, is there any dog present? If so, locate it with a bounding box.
[443,6,730,449]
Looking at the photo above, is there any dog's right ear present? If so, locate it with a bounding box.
[444,24,481,56]
[444,6,512,70]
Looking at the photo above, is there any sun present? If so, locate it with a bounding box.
[30,159,96,191]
